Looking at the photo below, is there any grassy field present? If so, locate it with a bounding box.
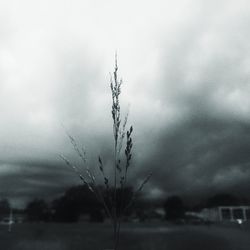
[0,222,249,250]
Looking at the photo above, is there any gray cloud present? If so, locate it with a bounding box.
[1,0,250,207]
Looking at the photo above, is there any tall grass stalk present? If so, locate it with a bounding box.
[60,55,151,250]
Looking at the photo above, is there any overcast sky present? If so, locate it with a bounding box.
[1,0,250,207]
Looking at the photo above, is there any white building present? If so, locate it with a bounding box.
[199,206,250,222]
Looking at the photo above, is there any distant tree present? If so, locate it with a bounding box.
[133,198,150,222]
[206,193,239,208]
[52,185,103,222]
[52,196,79,222]
[26,199,50,222]
[0,199,10,215]
[89,208,104,222]
[164,196,185,220]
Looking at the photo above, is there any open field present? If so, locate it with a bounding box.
[0,222,249,250]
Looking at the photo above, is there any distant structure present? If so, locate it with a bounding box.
[199,206,250,222]
[8,208,13,232]
[218,206,250,222]
[0,209,25,226]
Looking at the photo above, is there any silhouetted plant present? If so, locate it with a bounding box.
[60,55,151,250]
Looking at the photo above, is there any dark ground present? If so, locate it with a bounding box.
[0,222,249,250]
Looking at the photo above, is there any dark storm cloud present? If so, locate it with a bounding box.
[141,114,250,195]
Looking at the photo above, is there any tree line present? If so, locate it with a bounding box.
[0,188,248,223]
